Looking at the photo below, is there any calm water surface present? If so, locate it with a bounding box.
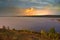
[0,17,60,32]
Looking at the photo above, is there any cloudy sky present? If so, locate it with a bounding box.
[0,0,60,16]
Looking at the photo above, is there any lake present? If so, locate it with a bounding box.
[0,17,60,32]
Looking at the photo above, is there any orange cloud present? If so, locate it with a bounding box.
[24,8,52,16]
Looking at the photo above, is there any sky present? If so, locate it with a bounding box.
[0,0,60,16]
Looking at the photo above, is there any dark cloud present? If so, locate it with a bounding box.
[0,0,60,16]
[0,0,59,7]
[0,7,22,16]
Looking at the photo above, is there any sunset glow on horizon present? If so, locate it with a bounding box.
[24,8,52,16]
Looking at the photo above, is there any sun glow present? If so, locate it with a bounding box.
[24,8,51,16]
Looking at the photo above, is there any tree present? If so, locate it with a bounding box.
[49,27,55,33]
[40,29,48,38]
[49,27,56,39]
[2,25,6,32]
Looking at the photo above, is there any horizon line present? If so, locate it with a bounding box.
[0,15,60,17]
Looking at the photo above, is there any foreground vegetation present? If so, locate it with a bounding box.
[0,26,60,40]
